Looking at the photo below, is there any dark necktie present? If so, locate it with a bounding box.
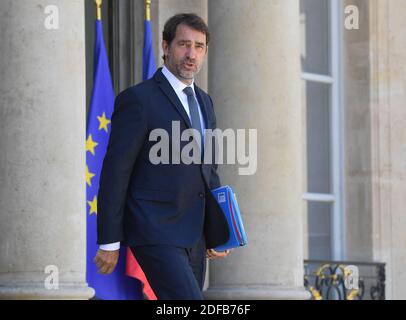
[183,87,204,150]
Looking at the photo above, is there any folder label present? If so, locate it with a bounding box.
[218,192,226,203]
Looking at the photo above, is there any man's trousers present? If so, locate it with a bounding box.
[130,233,206,300]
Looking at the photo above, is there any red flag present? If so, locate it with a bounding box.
[125,248,157,300]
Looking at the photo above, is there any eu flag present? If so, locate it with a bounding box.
[142,16,157,80]
[86,19,142,300]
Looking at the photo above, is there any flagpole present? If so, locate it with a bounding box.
[95,0,102,21]
[145,0,151,21]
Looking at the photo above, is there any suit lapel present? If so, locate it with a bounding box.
[194,86,214,188]
[194,85,211,130]
[154,68,192,129]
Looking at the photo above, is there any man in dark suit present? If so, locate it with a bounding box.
[93,13,231,300]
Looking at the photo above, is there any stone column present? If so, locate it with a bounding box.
[205,0,309,299]
[369,0,406,300]
[0,0,94,299]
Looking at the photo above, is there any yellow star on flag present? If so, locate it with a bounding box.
[86,134,99,156]
[88,195,98,215]
[97,112,111,133]
[86,165,95,187]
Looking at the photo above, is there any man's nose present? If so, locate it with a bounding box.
[186,46,197,59]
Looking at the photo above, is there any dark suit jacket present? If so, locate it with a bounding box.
[97,68,229,249]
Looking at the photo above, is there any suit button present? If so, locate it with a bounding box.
[198,192,205,198]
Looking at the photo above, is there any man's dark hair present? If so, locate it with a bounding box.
[162,13,210,61]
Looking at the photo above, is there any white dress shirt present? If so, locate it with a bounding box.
[161,65,206,133]
[100,65,206,251]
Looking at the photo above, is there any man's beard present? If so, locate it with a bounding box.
[175,59,201,80]
[178,68,195,80]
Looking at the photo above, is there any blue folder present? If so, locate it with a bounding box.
[211,185,248,251]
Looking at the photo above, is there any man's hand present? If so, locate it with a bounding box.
[93,249,119,275]
[206,248,233,259]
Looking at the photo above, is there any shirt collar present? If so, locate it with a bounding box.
[162,65,195,96]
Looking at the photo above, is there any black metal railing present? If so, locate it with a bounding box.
[304,260,385,300]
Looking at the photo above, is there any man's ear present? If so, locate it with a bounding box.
[162,40,169,56]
